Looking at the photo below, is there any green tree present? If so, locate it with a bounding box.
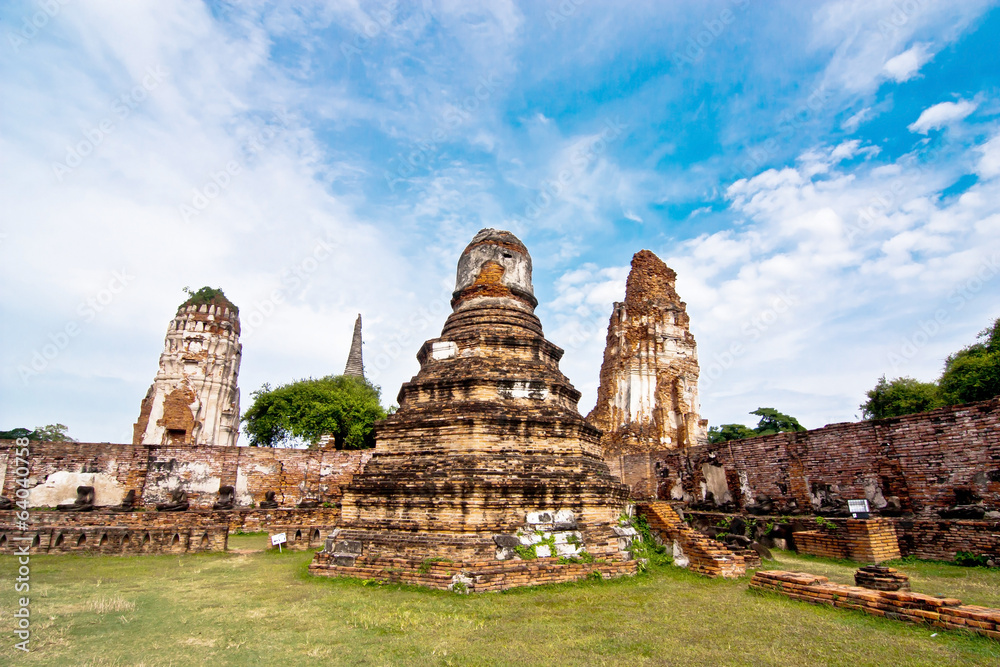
[707,408,806,442]
[241,375,387,449]
[33,423,74,441]
[750,407,806,436]
[0,424,74,441]
[860,375,945,420]
[939,317,1000,404]
[707,423,756,443]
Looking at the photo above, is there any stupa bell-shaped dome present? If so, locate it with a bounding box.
[451,228,537,312]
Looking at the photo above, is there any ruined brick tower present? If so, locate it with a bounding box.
[344,314,364,377]
[588,250,708,454]
[311,229,637,590]
[132,289,241,447]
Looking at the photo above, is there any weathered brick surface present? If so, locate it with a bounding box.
[751,570,1000,642]
[0,510,229,555]
[588,250,709,457]
[0,441,369,510]
[637,502,746,578]
[311,229,637,590]
[309,552,636,592]
[792,519,901,563]
[609,399,1000,559]
[622,399,1000,516]
[0,507,338,556]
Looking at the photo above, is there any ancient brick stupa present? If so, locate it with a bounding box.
[310,229,637,591]
[588,250,708,455]
[132,288,241,447]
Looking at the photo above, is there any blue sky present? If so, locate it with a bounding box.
[2,0,1000,443]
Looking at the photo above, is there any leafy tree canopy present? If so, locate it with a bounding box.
[707,423,755,444]
[860,375,944,420]
[241,375,387,449]
[939,317,1000,405]
[0,423,75,442]
[859,316,1000,420]
[750,407,806,436]
[707,408,805,443]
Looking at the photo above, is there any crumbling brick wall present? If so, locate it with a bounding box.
[0,441,370,510]
[613,398,1000,519]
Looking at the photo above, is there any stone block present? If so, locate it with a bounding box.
[493,534,520,548]
[333,540,362,556]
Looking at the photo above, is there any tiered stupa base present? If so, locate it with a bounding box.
[310,229,639,591]
[309,553,637,592]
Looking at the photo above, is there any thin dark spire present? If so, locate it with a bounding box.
[344,314,364,377]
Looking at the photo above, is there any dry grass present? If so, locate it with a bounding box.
[0,547,997,665]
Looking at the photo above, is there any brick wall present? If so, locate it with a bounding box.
[793,519,901,563]
[0,440,370,510]
[613,399,1000,517]
[751,570,1000,641]
[0,510,229,555]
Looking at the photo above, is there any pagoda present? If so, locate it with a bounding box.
[310,229,637,591]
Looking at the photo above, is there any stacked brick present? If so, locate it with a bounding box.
[0,510,228,555]
[895,519,1000,561]
[751,571,1000,641]
[310,229,637,591]
[310,553,635,592]
[0,440,370,509]
[637,502,746,578]
[792,519,901,563]
[0,506,341,556]
[588,250,709,461]
[855,565,910,591]
[628,398,999,520]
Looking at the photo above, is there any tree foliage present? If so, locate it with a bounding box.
[0,424,74,441]
[860,375,944,420]
[182,286,237,313]
[939,317,1000,404]
[707,423,755,444]
[241,375,387,449]
[749,407,806,436]
[860,317,1000,420]
[707,408,805,443]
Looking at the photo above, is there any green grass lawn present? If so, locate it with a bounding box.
[1,542,998,666]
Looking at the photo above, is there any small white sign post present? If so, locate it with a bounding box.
[848,499,870,519]
[271,532,287,553]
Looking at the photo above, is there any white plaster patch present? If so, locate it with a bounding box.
[234,467,253,506]
[431,341,457,360]
[701,463,732,505]
[27,471,126,507]
[498,381,548,400]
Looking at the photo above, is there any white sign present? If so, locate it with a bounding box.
[271,532,287,546]
[847,499,870,517]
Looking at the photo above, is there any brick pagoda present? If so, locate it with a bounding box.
[310,228,638,591]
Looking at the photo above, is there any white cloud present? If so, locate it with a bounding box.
[842,107,872,133]
[976,133,1000,179]
[812,1,992,94]
[883,43,933,82]
[908,99,977,134]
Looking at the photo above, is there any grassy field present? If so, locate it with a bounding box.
[1,534,998,666]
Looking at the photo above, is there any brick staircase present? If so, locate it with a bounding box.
[637,502,746,578]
